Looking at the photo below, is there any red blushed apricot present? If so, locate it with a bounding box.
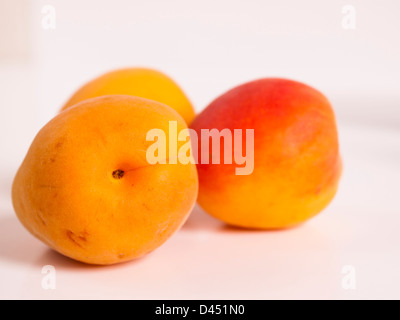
[191,78,342,229]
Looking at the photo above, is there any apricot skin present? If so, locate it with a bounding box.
[61,68,196,125]
[190,78,342,229]
[12,95,198,265]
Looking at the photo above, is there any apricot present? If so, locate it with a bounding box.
[12,95,198,265]
[61,68,196,124]
[191,78,342,229]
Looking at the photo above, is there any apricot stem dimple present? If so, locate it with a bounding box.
[112,169,125,179]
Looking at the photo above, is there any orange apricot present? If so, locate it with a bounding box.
[61,68,195,124]
[12,95,198,264]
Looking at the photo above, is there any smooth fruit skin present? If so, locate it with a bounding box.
[190,78,342,229]
[12,95,198,265]
[61,68,196,124]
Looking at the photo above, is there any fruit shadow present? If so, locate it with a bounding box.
[0,214,146,271]
[37,245,148,271]
[183,204,291,233]
[182,204,223,231]
[0,171,14,201]
[0,214,49,266]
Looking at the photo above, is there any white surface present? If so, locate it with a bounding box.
[1,123,399,300]
[1,0,400,300]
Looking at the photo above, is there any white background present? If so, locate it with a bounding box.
[0,0,399,299]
